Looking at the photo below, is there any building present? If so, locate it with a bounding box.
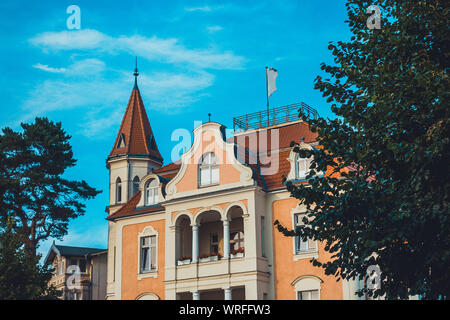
[45,243,107,300]
[105,68,363,300]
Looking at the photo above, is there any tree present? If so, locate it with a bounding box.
[0,217,61,299]
[275,0,449,299]
[0,117,101,256]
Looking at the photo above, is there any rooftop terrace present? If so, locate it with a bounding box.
[232,102,319,132]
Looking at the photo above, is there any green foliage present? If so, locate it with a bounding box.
[0,218,61,299]
[0,117,101,255]
[276,0,449,299]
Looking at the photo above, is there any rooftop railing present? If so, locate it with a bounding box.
[232,102,319,132]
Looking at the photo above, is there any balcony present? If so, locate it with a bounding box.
[233,102,319,132]
[175,256,251,280]
[174,205,248,280]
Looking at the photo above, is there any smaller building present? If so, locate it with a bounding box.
[45,243,107,300]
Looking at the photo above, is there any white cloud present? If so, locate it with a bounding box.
[30,29,110,50]
[23,28,245,139]
[65,58,106,76]
[184,6,213,12]
[206,25,223,33]
[30,29,245,70]
[19,58,215,138]
[33,63,66,73]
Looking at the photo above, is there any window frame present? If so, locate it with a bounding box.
[292,207,318,261]
[67,258,87,274]
[137,226,158,279]
[297,289,320,300]
[295,154,311,180]
[230,230,245,252]
[210,233,219,254]
[140,235,157,273]
[132,176,140,197]
[145,179,159,206]
[116,177,122,204]
[198,152,219,187]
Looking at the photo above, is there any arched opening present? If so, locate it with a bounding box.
[115,177,122,204]
[227,206,245,258]
[175,215,192,264]
[196,210,222,259]
[292,275,322,300]
[132,176,140,196]
[136,292,160,300]
[198,152,219,187]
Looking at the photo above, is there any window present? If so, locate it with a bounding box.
[297,290,320,300]
[117,133,126,149]
[148,134,156,150]
[210,233,219,253]
[69,258,78,272]
[67,258,86,273]
[199,152,219,187]
[116,177,122,203]
[57,260,64,275]
[145,179,159,205]
[295,154,311,179]
[68,291,80,300]
[132,176,140,196]
[294,214,317,253]
[78,259,86,273]
[140,235,156,273]
[230,231,245,251]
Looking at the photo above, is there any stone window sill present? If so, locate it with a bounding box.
[293,250,318,261]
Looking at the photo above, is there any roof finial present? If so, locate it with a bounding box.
[208,113,211,122]
[133,56,139,89]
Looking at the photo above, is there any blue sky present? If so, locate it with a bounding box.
[0,0,351,257]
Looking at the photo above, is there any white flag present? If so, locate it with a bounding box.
[266,67,278,100]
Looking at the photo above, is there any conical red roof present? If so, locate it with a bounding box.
[108,86,163,162]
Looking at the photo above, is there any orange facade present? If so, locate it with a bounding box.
[121,220,166,300]
[106,79,350,300]
[272,198,343,300]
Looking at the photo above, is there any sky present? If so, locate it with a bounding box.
[0,0,352,258]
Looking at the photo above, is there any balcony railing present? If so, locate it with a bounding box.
[233,102,319,132]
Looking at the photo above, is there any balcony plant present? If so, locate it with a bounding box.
[230,247,244,259]
[177,256,192,266]
[198,254,210,263]
[209,252,219,261]
[198,253,221,263]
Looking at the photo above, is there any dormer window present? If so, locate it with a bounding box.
[198,152,219,187]
[295,154,311,180]
[117,133,126,149]
[148,134,156,150]
[145,179,159,205]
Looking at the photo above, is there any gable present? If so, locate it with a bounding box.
[165,122,254,200]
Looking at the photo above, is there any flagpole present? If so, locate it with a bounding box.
[265,67,269,126]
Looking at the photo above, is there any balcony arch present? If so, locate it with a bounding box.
[225,205,246,258]
[174,214,193,263]
[136,292,160,300]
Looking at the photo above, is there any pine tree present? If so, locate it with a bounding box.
[0,117,101,256]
